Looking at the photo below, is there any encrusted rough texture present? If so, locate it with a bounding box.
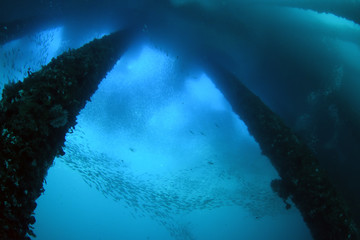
[206,64,359,240]
[0,29,133,239]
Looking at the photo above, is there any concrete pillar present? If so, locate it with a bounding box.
[205,64,359,240]
[0,29,134,239]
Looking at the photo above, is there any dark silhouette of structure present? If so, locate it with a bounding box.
[206,64,359,240]
[0,29,134,239]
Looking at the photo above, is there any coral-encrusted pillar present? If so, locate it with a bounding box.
[205,64,359,240]
[0,29,134,239]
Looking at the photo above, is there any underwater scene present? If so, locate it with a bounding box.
[0,27,311,240]
[1,1,360,240]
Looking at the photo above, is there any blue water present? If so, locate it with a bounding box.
[1,28,312,239]
[0,0,360,240]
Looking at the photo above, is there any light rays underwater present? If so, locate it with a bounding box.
[32,43,311,239]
